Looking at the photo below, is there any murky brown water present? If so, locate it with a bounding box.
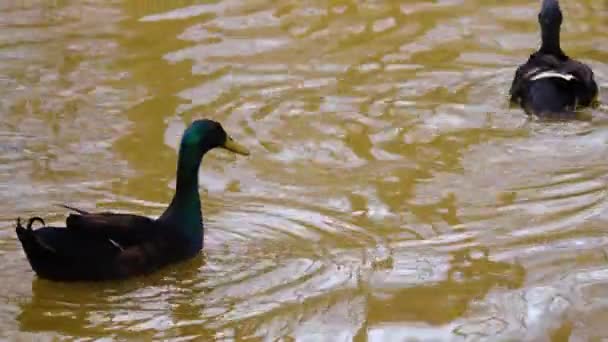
[1,0,607,340]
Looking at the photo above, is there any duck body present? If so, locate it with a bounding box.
[15,119,250,282]
[509,0,598,118]
[16,213,199,281]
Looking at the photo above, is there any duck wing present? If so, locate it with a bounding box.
[510,53,561,100]
[62,215,191,279]
[559,59,598,106]
[60,205,158,247]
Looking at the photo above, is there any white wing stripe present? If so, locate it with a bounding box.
[530,71,576,81]
[108,238,124,251]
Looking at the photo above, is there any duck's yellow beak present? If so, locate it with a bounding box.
[222,136,250,156]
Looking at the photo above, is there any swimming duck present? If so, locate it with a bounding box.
[509,0,598,118]
[15,119,250,281]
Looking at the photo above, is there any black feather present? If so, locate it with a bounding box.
[56,204,90,215]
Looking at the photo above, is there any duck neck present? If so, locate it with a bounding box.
[540,25,563,56]
[160,144,204,244]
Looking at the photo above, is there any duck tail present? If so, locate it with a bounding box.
[15,216,43,235]
[15,217,56,254]
[522,79,577,119]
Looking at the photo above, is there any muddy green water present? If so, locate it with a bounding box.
[1,0,607,340]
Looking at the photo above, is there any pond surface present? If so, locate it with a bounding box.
[1,0,607,340]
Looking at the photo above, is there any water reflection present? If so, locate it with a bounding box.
[366,248,525,341]
[18,257,209,339]
[368,247,525,325]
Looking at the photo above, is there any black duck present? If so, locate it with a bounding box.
[15,119,249,281]
[509,0,598,118]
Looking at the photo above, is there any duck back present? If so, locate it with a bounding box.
[510,53,598,118]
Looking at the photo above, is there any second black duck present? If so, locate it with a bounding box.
[509,0,598,118]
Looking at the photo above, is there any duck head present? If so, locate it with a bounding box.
[159,119,249,230]
[172,119,249,203]
[538,0,564,55]
[180,119,250,157]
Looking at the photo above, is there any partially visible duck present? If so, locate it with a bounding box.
[15,119,250,282]
[509,0,598,118]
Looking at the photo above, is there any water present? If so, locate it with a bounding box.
[0,0,607,340]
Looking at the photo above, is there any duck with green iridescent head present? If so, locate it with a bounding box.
[509,0,599,118]
[15,119,250,282]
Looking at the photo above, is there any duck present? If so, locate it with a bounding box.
[509,0,599,118]
[15,119,250,282]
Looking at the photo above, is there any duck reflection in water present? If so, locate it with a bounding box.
[16,256,217,339]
